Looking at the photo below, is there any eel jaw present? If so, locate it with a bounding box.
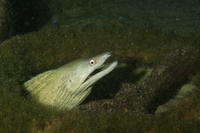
[80,61,118,90]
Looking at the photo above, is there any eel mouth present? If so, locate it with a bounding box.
[82,61,118,85]
[82,67,104,84]
[83,67,105,83]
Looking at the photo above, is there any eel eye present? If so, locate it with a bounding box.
[89,59,96,66]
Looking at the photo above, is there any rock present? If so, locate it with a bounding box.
[0,0,50,43]
[155,84,198,114]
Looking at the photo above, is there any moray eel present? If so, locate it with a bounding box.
[24,52,118,110]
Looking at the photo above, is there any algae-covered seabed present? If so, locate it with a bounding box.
[0,0,200,132]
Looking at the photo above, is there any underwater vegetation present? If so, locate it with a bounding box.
[0,25,200,132]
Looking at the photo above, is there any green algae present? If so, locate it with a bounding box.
[0,24,200,132]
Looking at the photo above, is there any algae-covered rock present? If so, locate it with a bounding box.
[0,25,200,132]
[0,0,50,43]
[155,84,198,114]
